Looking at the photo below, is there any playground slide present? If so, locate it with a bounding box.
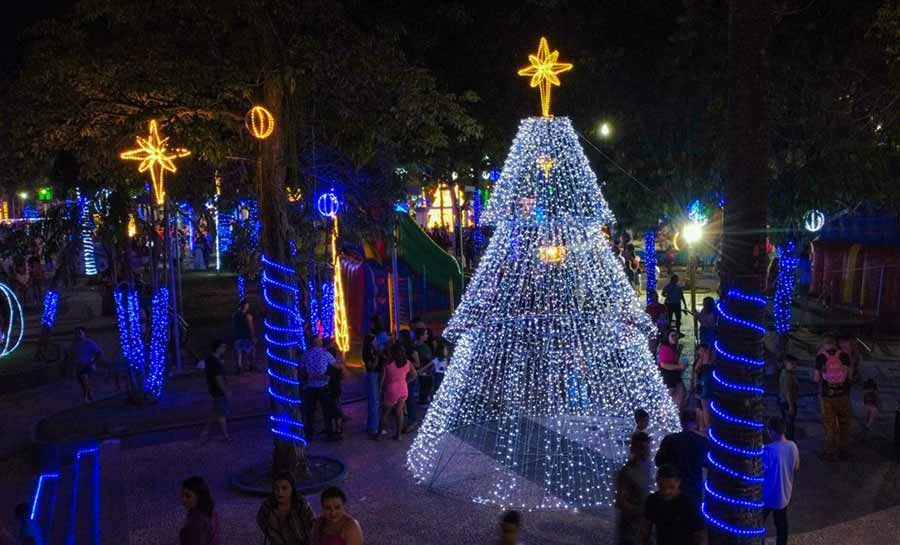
[395,211,463,296]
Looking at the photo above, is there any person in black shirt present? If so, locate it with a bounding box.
[654,409,708,508]
[201,339,230,441]
[642,464,705,545]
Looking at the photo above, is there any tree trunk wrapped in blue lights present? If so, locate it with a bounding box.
[113,286,170,398]
[260,255,307,446]
[773,241,798,337]
[644,230,657,303]
[407,116,680,509]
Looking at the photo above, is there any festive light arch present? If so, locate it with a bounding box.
[246,106,275,139]
[120,120,191,206]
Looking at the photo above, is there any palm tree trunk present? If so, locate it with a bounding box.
[708,1,773,544]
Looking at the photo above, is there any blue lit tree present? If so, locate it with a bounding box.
[408,112,680,509]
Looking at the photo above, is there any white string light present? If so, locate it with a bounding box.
[407,116,679,510]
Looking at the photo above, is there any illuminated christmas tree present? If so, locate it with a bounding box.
[407,38,679,510]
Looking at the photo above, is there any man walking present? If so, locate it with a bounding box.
[362,317,388,438]
[299,336,335,440]
[662,275,687,334]
[763,416,799,545]
[814,335,853,461]
[201,339,230,441]
[69,327,103,403]
[232,300,257,373]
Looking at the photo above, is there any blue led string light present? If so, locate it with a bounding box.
[774,241,799,336]
[146,288,171,398]
[321,281,334,338]
[260,254,307,446]
[41,289,60,328]
[308,280,320,335]
[644,231,657,304]
[704,288,767,536]
[237,274,245,302]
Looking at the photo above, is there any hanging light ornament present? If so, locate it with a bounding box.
[120,120,191,206]
[317,190,340,219]
[246,105,275,140]
[803,209,825,232]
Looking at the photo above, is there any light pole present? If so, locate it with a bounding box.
[682,221,704,340]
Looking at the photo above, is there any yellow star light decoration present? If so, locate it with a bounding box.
[537,155,556,179]
[518,37,573,117]
[120,120,191,205]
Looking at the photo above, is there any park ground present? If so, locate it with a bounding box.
[0,271,899,544]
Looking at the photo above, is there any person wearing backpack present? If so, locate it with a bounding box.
[814,335,853,461]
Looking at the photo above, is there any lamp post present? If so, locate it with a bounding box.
[683,221,704,340]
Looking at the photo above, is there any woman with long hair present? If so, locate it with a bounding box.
[257,472,315,545]
[657,329,686,409]
[311,487,363,545]
[697,297,717,346]
[379,343,416,440]
[179,476,219,545]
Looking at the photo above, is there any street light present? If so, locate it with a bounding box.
[598,121,612,139]
[17,191,28,200]
[683,221,704,340]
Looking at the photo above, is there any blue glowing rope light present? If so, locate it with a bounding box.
[701,503,766,536]
[261,253,306,444]
[237,274,245,302]
[726,288,766,306]
[704,481,764,508]
[146,288,171,398]
[41,289,60,328]
[69,448,99,545]
[268,367,301,386]
[708,428,763,457]
[705,287,767,536]
[711,370,764,394]
[716,301,766,335]
[644,231,657,304]
[321,281,334,337]
[706,452,763,483]
[713,340,764,367]
[708,400,764,428]
[30,473,59,520]
[774,240,799,336]
[268,386,303,405]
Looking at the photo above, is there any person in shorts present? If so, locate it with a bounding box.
[69,327,103,403]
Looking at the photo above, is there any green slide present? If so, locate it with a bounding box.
[396,211,463,295]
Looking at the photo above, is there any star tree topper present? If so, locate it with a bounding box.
[120,120,191,205]
[517,37,573,117]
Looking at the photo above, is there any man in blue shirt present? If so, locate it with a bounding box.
[300,336,336,440]
[762,416,799,545]
[662,275,687,334]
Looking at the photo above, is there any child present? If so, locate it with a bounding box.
[431,343,449,401]
[862,379,881,441]
[616,432,653,545]
[779,354,800,441]
[641,465,705,545]
[325,353,345,440]
[496,510,522,545]
[633,408,650,435]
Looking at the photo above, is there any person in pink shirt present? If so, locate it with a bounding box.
[379,344,416,440]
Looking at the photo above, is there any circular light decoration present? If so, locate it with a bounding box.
[246,105,275,140]
[0,282,25,358]
[803,209,825,232]
[317,191,340,218]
